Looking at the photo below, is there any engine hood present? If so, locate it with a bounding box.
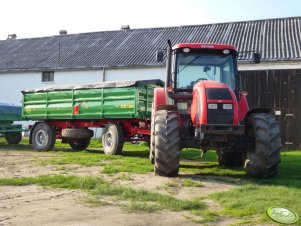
[191,80,239,126]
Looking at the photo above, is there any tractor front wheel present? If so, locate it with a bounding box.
[154,110,181,177]
[244,113,281,178]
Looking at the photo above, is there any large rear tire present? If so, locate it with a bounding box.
[5,132,22,145]
[31,123,56,151]
[68,138,90,151]
[244,113,281,178]
[154,110,181,177]
[102,123,124,155]
[217,151,244,167]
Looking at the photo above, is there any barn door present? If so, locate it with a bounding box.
[267,70,297,150]
[240,69,300,150]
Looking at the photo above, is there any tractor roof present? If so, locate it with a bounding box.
[172,43,237,51]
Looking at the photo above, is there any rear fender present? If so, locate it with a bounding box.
[238,95,249,121]
[246,108,271,118]
[152,87,168,115]
[245,107,272,125]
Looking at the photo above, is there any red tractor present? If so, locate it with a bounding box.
[150,41,281,178]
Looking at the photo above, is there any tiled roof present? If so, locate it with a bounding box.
[0,17,300,72]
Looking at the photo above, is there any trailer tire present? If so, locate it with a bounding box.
[154,110,180,177]
[31,123,56,151]
[68,138,90,151]
[5,132,22,145]
[244,113,281,178]
[102,123,124,155]
[217,151,244,166]
[62,128,94,139]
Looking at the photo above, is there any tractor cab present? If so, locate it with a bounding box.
[166,43,239,98]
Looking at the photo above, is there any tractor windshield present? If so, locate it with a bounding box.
[176,52,236,90]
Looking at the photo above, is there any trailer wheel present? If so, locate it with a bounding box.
[102,123,124,155]
[154,110,180,177]
[217,151,244,166]
[68,138,90,151]
[5,132,22,145]
[31,123,56,151]
[244,113,282,178]
[62,128,94,138]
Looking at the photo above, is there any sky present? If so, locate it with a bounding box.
[0,0,300,40]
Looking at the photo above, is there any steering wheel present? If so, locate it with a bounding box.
[194,78,208,84]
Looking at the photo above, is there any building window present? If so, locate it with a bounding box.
[42,71,54,83]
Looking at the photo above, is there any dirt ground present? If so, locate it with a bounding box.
[0,151,237,226]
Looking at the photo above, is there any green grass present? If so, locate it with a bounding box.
[186,210,220,224]
[0,174,204,213]
[0,138,247,177]
[1,137,300,224]
[210,151,301,225]
[182,179,203,187]
[37,140,154,174]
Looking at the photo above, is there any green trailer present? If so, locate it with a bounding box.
[0,104,26,144]
[22,79,163,153]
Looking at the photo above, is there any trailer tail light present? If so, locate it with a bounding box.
[73,105,79,114]
[208,104,218,109]
[28,125,33,129]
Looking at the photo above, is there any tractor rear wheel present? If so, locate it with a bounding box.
[217,151,244,166]
[68,138,90,151]
[244,113,281,178]
[5,132,22,145]
[154,110,181,177]
[102,123,124,155]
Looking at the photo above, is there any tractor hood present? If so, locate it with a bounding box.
[190,81,239,126]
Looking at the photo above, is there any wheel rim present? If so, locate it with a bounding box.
[35,129,47,147]
[104,131,113,149]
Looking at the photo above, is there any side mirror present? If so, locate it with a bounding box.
[253,52,261,64]
[156,50,164,62]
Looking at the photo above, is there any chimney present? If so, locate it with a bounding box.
[59,30,67,35]
[121,25,130,31]
[7,34,17,40]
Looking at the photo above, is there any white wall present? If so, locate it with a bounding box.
[0,70,103,105]
[105,67,165,82]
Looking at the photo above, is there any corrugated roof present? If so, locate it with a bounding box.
[0,17,300,72]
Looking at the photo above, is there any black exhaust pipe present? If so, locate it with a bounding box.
[166,39,172,88]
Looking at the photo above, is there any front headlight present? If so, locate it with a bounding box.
[208,104,218,109]
[223,104,232,110]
